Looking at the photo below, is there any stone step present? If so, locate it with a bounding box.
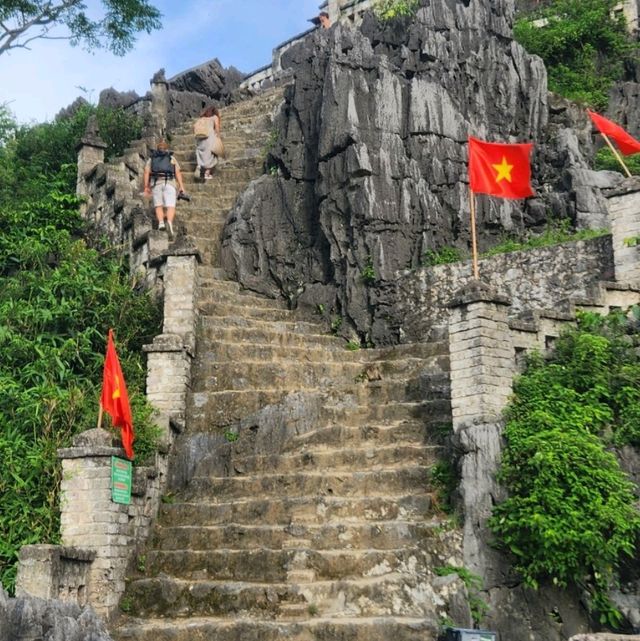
[198,324,344,349]
[121,572,441,619]
[158,494,435,528]
[184,466,433,501]
[190,361,447,395]
[198,300,301,322]
[197,286,288,309]
[194,443,441,477]
[197,315,330,337]
[113,615,439,641]
[150,520,441,553]
[142,546,442,584]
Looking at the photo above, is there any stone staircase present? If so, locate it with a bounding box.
[112,89,460,641]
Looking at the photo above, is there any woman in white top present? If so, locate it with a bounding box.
[195,106,221,180]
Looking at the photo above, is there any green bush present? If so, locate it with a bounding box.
[374,0,420,22]
[490,311,640,627]
[594,147,640,176]
[513,0,638,109]
[0,109,160,594]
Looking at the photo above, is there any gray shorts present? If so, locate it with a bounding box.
[152,182,177,208]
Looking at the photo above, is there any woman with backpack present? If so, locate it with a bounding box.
[194,106,222,180]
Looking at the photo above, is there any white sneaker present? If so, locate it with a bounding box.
[158,222,166,230]
[167,221,174,236]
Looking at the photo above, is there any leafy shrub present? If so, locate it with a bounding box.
[594,147,640,176]
[374,0,420,22]
[422,247,464,266]
[490,311,640,626]
[513,0,638,109]
[0,109,159,594]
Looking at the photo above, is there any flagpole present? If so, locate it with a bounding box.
[601,133,632,178]
[97,403,104,430]
[469,185,479,279]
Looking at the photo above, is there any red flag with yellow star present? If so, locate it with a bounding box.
[587,110,640,156]
[101,329,134,459]
[468,136,534,199]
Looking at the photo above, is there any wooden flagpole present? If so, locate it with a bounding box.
[469,185,479,279]
[601,133,632,178]
[97,403,104,430]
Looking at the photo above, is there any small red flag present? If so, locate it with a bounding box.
[101,329,134,460]
[587,110,640,156]
[468,136,534,199]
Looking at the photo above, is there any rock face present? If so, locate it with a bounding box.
[168,58,244,103]
[220,0,616,344]
[0,588,113,641]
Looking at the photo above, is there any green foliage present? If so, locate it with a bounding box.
[481,220,607,258]
[435,566,488,624]
[0,109,161,594]
[513,0,638,109]
[0,0,162,57]
[224,430,239,443]
[594,147,640,176]
[330,316,343,335]
[490,311,640,626]
[422,247,464,266]
[374,0,421,22]
[431,460,457,514]
[346,340,361,351]
[360,257,376,284]
[2,103,142,204]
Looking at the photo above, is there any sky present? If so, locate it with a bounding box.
[0,0,321,124]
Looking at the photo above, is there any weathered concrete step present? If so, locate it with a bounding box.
[143,547,440,583]
[185,466,432,501]
[192,355,449,387]
[287,414,451,450]
[121,573,439,619]
[188,392,450,431]
[194,443,441,477]
[198,315,329,337]
[113,615,439,641]
[197,286,288,309]
[198,300,301,321]
[191,361,367,392]
[151,520,441,553]
[190,384,447,426]
[199,324,343,349]
[158,494,434,527]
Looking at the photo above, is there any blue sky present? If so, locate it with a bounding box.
[0,0,321,124]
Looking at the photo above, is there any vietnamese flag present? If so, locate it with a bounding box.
[101,329,134,460]
[468,136,534,199]
[587,110,640,156]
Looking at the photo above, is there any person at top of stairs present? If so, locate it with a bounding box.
[143,139,187,235]
[194,105,222,181]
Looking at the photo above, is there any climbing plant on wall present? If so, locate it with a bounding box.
[490,310,640,628]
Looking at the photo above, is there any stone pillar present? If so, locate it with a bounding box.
[143,253,199,431]
[148,69,169,143]
[448,281,515,586]
[57,428,130,616]
[606,181,640,285]
[76,116,107,215]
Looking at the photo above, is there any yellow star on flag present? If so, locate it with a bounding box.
[492,157,514,183]
[112,375,121,399]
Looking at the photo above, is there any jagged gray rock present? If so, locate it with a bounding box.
[168,58,244,102]
[98,88,140,110]
[220,0,609,344]
[0,590,113,641]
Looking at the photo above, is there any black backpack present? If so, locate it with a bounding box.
[150,150,175,180]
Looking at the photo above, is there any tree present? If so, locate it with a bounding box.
[0,0,162,57]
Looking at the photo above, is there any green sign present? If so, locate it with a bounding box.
[111,456,132,505]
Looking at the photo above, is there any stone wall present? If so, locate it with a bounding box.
[393,234,614,343]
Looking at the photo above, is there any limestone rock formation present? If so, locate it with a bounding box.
[0,588,113,641]
[220,0,615,344]
[168,58,244,102]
